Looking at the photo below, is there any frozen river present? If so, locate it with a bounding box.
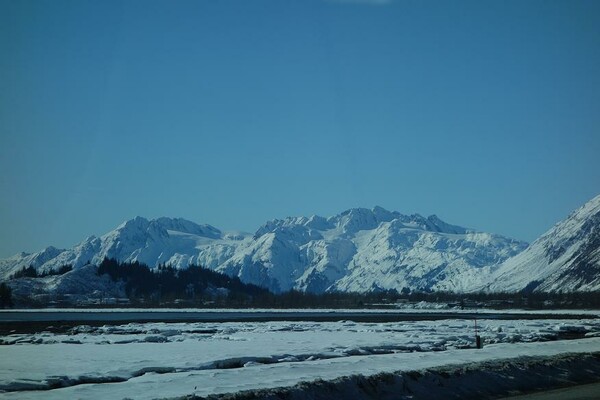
[1,309,599,399]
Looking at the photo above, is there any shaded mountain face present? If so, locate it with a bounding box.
[0,208,528,294]
[482,195,600,293]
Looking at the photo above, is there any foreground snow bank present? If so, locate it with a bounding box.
[185,352,600,400]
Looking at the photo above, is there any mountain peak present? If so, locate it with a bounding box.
[113,216,222,239]
[117,216,150,230]
[153,217,222,238]
[253,207,471,238]
[334,207,392,235]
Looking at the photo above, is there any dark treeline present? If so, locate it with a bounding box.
[0,283,12,308]
[9,264,73,280]
[97,258,270,304]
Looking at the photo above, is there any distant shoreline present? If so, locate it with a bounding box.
[1,309,596,334]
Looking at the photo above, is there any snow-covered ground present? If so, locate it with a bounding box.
[1,316,600,399]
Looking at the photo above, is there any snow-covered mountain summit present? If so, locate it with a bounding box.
[0,216,247,281]
[234,207,525,293]
[0,207,528,293]
[481,194,600,292]
[252,207,468,244]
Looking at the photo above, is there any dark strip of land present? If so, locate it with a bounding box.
[0,310,595,334]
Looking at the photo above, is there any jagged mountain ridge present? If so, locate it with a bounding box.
[0,217,244,281]
[220,208,527,293]
[481,194,600,293]
[0,206,528,293]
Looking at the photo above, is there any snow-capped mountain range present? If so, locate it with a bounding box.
[2,195,599,293]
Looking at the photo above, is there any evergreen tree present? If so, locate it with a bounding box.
[0,283,13,308]
[10,265,38,279]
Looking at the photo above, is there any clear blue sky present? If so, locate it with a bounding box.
[1,0,599,257]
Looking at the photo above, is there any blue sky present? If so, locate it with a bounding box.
[1,0,599,257]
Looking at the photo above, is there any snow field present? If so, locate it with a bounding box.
[1,318,600,399]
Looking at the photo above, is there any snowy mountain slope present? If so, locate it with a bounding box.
[0,246,66,280]
[0,217,251,281]
[481,194,600,293]
[7,264,125,303]
[228,208,526,293]
[331,223,526,293]
[0,208,528,293]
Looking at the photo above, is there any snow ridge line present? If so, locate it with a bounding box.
[178,352,600,400]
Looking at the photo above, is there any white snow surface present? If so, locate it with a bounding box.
[0,208,528,294]
[482,194,600,292]
[1,318,600,399]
